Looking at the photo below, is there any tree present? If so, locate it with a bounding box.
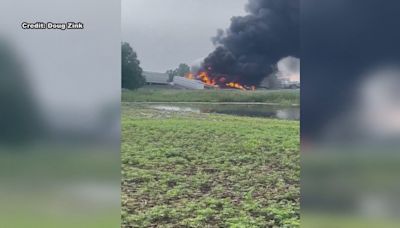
[122,42,145,90]
[166,69,175,82]
[176,63,190,77]
[166,63,191,81]
[0,40,43,144]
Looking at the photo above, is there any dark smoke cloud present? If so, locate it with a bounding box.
[301,0,400,140]
[203,0,299,85]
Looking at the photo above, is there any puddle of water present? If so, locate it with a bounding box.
[143,103,299,120]
[151,105,201,113]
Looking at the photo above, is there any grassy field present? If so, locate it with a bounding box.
[121,106,300,227]
[122,88,299,105]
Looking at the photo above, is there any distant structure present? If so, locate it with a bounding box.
[143,70,206,90]
[259,76,300,89]
[143,71,169,85]
[172,76,205,90]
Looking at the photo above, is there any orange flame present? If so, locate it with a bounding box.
[185,71,256,90]
[185,72,194,80]
[226,82,246,91]
[198,71,216,86]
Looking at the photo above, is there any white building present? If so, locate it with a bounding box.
[172,76,205,90]
[143,71,169,85]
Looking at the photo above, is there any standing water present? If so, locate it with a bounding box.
[136,103,299,120]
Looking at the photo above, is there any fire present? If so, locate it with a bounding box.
[185,71,255,90]
[226,82,245,90]
[185,72,194,80]
[198,71,216,86]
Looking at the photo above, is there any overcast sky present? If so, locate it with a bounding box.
[122,0,247,72]
[1,0,120,125]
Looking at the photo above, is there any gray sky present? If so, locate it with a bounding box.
[122,0,247,72]
[1,0,120,124]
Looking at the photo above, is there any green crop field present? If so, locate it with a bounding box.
[121,105,300,227]
[122,88,299,105]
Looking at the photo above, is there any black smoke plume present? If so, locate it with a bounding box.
[203,0,299,85]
